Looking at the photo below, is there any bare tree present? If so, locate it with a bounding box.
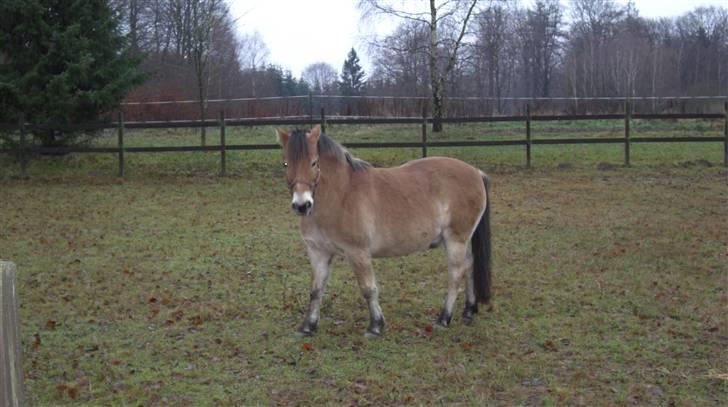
[302,62,339,94]
[360,0,479,131]
[471,2,517,110]
[516,0,564,97]
[239,31,270,70]
[238,31,270,97]
[368,20,431,97]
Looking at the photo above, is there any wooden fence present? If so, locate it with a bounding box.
[2,101,727,177]
[1,261,25,407]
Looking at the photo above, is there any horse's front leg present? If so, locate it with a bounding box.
[298,245,333,336]
[348,253,385,337]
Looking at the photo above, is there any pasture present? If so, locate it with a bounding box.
[0,123,726,405]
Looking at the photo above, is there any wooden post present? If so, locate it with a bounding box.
[1,261,25,407]
[723,101,727,168]
[308,92,314,123]
[421,111,428,158]
[320,107,326,134]
[624,99,631,167]
[18,114,26,179]
[117,112,125,178]
[526,102,532,168]
[219,110,226,177]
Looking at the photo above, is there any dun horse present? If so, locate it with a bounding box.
[276,125,491,336]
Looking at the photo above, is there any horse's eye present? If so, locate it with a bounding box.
[283,162,288,167]
[311,160,318,168]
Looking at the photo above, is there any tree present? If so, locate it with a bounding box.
[339,48,366,96]
[302,62,339,94]
[360,0,478,131]
[368,20,431,97]
[239,31,270,97]
[0,0,145,147]
[516,0,564,97]
[471,2,520,112]
[187,0,228,146]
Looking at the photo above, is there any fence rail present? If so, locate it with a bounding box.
[2,102,727,177]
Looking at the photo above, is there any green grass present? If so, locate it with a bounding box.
[0,124,726,405]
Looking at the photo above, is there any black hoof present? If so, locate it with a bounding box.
[462,302,478,325]
[436,311,452,328]
[295,327,314,337]
[296,322,317,336]
[366,318,384,337]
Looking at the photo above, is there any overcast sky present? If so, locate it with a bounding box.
[229,0,728,78]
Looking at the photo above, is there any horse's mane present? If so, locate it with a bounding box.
[289,129,371,172]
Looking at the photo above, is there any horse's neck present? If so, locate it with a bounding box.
[316,158,353,208]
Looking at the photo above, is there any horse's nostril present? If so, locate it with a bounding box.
[304,201,312,209]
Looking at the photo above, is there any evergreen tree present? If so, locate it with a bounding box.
[0,0,145,147]
[339,48,366,96]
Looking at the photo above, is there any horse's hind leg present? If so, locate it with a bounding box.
[461,249,478,325]
[348,253,385,336]
[438,240,468,327]
[298,246,333,336]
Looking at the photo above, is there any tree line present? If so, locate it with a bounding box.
[2,0,726,146]
[115,0,727,128]
[364,0,728,109]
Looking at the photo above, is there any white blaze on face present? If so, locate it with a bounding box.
[292,190,313,208]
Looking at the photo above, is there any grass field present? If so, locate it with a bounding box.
[1,123,727,405]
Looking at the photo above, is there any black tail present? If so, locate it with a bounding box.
[471,175,492,304]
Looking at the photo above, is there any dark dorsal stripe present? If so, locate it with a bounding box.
[287,129,371,172]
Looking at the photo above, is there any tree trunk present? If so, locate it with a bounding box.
[198,80,206,147]
[432,81,443,132]
[429,0,442,132]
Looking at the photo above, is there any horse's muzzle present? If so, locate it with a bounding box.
[292,201,313,216]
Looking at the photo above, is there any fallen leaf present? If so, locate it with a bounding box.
[543,340,558,352]
[45,320,57,330]
[33,333,41,350]
[302,342,314,351]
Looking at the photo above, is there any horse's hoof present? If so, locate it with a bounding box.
[295,326,316,337]
[436,311,452,328]
[462,316,474,326]
[364,329,382,338]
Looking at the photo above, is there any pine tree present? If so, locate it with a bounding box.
[0,0,145,147]
[339,48,366,96]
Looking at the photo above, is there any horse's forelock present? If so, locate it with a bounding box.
[287,129,310,163]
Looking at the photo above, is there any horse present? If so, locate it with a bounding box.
[275,125,491,337]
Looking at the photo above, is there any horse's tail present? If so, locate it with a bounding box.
[471,174,492,304]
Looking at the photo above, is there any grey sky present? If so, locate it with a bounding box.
[229,0,727,78]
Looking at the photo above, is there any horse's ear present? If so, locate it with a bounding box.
[275,128,289,146]
[307,125,321,144]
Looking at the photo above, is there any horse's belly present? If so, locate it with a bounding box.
[369,227,440,257]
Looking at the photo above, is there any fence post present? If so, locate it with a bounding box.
[219,110,226,177]
[320,107,326,134]
[624,99,631,167]
[421,111,428,158]
[308,92,314,123]
[723,100,727,168]
[18,114,26,179]
[526,102,532,168]
[117,112,125,178]
[1,261,25,407]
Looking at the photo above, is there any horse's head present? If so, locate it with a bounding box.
[276,125,322,216]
